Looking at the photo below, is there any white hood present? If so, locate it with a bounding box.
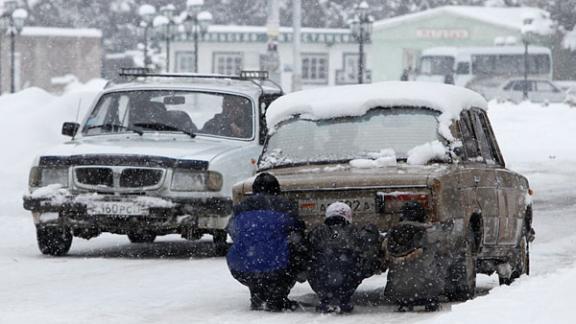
[37,134,247,163]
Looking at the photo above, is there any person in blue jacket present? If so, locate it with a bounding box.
[226,172,306,312]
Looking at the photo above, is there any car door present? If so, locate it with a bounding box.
[457,109,499,246]
[535,81,565,103]
[509,80,528,103]
[474,110,528,248]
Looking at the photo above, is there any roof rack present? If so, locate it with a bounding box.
[115,68,282,94]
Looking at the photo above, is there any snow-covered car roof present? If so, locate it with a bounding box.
[266,81,487,142]
[104,77,282,99]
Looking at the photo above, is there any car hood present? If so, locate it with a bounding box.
[37,134,247,163]
[249,163,454,192]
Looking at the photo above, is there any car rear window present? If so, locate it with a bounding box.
[261,107,442,168]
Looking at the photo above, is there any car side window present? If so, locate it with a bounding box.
[512,81,531,92]
[503,81,514,91]
[470,111,498,165]
[477,110,505,166]
[456,62,470,75]
[537,81,559,93]
[458,111,481,161]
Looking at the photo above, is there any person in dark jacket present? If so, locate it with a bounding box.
[226,173,306,312]
[306,202,383,314]
[385,201,447,312]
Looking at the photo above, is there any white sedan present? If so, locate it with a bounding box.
[497,79,566,104]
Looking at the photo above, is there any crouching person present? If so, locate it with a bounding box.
[385,201,446,312]
[226,173,306,312]
[307,202,383,314]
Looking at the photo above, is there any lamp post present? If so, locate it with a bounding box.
[521,16,539,101]
[182,0,212,73]
[155,4,176,72]
[138,4,156,68]
[0,1,27,94]
[349,1,373,84]
[0,10,8,95]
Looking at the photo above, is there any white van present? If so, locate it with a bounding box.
[415,46,553,99]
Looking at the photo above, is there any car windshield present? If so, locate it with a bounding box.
[82,90,254,139]
[260,107,442,168]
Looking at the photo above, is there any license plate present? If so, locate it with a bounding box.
[88,202,148,216]
[298,197,375,215]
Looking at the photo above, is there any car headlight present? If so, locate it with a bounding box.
[171,169,223,192]
[29,167,69,188]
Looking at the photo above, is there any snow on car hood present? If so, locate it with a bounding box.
[36,134,246,164]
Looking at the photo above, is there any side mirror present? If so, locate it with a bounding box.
[62,122,80,137]
[451,146,464,159]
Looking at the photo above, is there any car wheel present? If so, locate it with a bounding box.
[127,232,156,243]
[445,228,477,301]
[499,229,529,285]
[36,225,73,256]
[212,230,228,256]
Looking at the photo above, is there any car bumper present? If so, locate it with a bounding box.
[23,194,232,233]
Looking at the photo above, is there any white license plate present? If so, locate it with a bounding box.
[88,202,148,216]
[299,197,375,215]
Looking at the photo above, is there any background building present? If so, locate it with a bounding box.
[168,25,371,92]
[0,27,102,94]
[371,6,554,82]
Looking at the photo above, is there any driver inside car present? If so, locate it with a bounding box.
[201,95,252,138]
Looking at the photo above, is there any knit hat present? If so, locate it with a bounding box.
[252,172,281,195]
[325,202,353,223]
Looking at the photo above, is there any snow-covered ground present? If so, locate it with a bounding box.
[0,87,575,323]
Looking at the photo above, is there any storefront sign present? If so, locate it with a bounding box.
[416,29,470,39]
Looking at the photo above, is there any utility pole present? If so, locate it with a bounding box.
[265,0,281,85]
[292,0,302,92]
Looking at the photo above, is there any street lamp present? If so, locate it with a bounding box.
[0,1,27,93]
[138,4,156,68]
[521,16,536,100]
[182,0,212,73]
[154,4,176,72]
[349,1,373,84]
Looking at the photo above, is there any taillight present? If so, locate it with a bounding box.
[376,192,430,214]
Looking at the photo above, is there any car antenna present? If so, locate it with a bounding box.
[71,98,82,141]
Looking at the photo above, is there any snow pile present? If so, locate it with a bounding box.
[406,141,449,165]
[266,82,487,142]
[520,10,555,36]
[350,149,397,168]
[423,262,576,324]
[0,81,105,214]
[487,101,576,164]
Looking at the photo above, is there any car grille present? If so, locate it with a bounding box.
[75,168,113,187]
[120,168,164,188]
[74,166,165,192]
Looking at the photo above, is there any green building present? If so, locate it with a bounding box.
[371,6,553,81]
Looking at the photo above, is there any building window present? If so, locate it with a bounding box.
[176,51,195,73]
[336,53,371,84]
[302,53,329,84]
[213,52,243,75]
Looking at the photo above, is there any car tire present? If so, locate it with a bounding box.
[36,225,73,256]
[445,228,477,301]
[499,229,529,286]
[213,230,228,256]
[127,232,156,243]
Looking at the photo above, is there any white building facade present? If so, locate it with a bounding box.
[168,25,371,92]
